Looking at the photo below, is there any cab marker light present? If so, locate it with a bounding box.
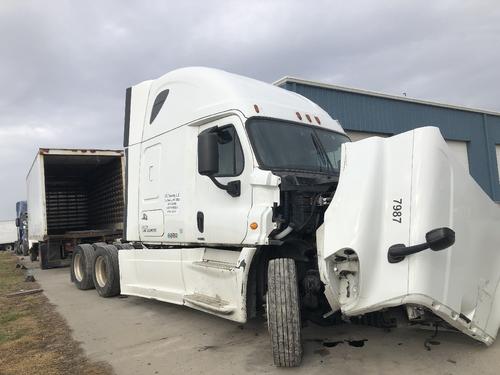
[315,116,321,124]
[253,104,260,113]
[296,112,302,120]
[305,114,312,123]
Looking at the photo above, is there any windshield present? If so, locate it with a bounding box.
[246,118,350,174]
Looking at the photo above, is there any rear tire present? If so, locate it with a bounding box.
[70,244,95,290]
[92,244,120,297]
[267,258,302,367]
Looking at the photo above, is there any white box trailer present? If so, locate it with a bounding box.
[67,67,500,367]
[27,148,125,269]
[0,220,17,251]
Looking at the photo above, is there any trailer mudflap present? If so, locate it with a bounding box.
[317,126,500,344]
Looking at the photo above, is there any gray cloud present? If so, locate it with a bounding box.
[0,0,499,219]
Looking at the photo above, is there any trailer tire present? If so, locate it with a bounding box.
[92,244,120,297]
[267,258,302,367]
[15,242,22,255]
[30,243,39,262]
[21,241,29,256]
[71,244,95,290]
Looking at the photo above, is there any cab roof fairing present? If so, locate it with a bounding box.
[127,67,345,145]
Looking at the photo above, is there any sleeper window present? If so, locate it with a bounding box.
[149,89,169,124]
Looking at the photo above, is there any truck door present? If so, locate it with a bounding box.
[139,142,164,238]
[195,116,253,244]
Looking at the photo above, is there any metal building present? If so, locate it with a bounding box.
[275,77,500,202]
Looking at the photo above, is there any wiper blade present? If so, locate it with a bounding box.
[311,133,334,172]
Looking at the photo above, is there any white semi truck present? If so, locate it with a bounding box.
[70,67,500,367]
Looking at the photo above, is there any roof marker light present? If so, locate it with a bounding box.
[315,116,321,125]
[296,112,302,120]
[305,114,312,123]
[254,104,260,113]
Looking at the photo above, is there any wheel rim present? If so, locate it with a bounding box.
[73,253,84,282]
[95,256,108,288]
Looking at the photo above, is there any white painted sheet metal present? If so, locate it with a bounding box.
[318,126,500,345]
[347,131,469,172]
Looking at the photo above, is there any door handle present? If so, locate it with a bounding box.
[197,211,204,233]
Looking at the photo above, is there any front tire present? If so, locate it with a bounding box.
[267,258,302,367]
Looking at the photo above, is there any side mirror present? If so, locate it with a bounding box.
[198,132,219,176]
[388,227,455,263]
[15,218,20,227]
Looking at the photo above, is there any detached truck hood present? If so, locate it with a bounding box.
[317,126,500,345]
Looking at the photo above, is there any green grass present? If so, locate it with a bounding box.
[0,253,24,294]
[0,311,23,325]
[0,252,29,344]
[0,327,27,344]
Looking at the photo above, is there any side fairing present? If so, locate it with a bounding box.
[318,126,500,344]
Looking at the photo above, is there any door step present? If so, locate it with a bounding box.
[192,260,236,271]
[183,293,235,314]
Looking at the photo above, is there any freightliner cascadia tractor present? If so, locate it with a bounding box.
[70,67,500,367]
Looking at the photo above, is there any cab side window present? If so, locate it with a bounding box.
[215,126,244,177]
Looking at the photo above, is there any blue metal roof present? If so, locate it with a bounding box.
[278,78,500,201]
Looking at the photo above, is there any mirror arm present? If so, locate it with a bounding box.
[208,176,241,197]
[387,227,455,264]
[387,242,430,263]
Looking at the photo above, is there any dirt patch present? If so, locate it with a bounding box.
[0,252,113,375]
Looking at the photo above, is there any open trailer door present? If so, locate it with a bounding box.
[318,126,500,345]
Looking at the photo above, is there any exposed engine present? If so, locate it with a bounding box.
[267,172,339,323]
[272,173,338,238]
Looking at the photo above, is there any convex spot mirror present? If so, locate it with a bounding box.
[426,227,455,251]
[198,131,219,176]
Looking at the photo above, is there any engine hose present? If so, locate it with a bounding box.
[274,225,294,240]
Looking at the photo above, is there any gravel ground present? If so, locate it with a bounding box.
[22,256,500,375]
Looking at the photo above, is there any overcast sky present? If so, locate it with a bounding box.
[0,0,499,220]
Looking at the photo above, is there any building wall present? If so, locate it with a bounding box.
[282,81,500,201]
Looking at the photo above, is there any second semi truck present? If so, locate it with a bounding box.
[68,67,500,367]
[14,200,29,256]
